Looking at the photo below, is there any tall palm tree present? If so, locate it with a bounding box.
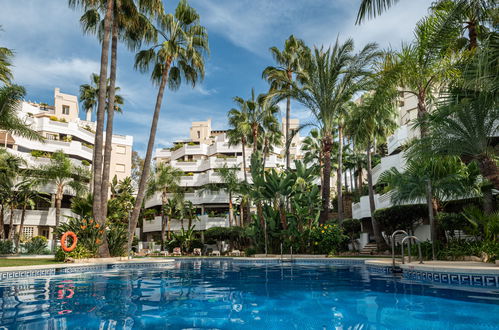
[146,163,182,249]
[263,35,310,169]
[129,0,209,246]
[270,40,380,224]
[0,85,42,141]
[347,90,398,249]
[69,0,116,231]
[0,150,24,240]
[79,0,161,226]
[35,151,89,251]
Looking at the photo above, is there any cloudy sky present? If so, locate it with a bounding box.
[1,0,433,153]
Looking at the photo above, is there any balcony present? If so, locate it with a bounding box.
[7,208,76,227]
[387,125,418,155]
[371,152,407,185]
[351,192,394,219]
[142,215,228,233]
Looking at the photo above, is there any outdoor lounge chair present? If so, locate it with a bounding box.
[229,250,241,256]
[173,247,182,256]
[193,248,202,256]
[209,250,220,256]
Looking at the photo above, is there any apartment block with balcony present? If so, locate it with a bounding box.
[143,118,305,240]
[0,88,133,242]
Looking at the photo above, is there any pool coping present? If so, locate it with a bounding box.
[1,257,498,287]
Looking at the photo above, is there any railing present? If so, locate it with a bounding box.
[391,230,408,268]
[401,236,423,264]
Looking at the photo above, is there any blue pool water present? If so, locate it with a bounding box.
[1,260,498,329]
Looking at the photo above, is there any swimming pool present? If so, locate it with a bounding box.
[1,260,498,329]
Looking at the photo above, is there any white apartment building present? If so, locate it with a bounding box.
[0,88,133,241]
[142,118,305,239]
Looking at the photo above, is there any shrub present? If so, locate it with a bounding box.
[49,116,59,121]
[62,135,72,142]
[23,236,48,255]
[0,240,13,254]
[310,223,347,255]
[107,223,128,257]
[437,212,471,238]
[55,217,104,257]
[67,245,93,259]
[54,248,66,261]
[81,160,90,167]
[374,204,427,234]
[30,150,44,158]
[244,247,257,257]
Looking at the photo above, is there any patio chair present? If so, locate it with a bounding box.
[209,250,221,256]
[173,247,182,256]
[229,250,241,256]
[193,248,202,256]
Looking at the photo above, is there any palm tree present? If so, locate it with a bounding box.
[347,90,398,249]
[35,151,89,251]
[0,32,13,85]
[146,163,182,249]
[78,0,161,226]
[270,40,380,224]
[263,35,310,169]
[69,0,116,231]
[182,200,198,229]
[394,14,462,136]
[129,0,209,246]
[201,165,241,227]
[227,96,251,183]
[0,149,24,239]
[79,73,124,121]
[357,0,495,50]
[0,85,42,141]
[13,179,45,252]
[380,156,480,257]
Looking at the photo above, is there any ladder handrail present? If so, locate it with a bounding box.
[391,230,408,268]
[401,236,424,264]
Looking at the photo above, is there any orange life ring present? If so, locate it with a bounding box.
[61,231,78,252]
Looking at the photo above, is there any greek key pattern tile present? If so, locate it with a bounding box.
[403,270,499,287]
[295,259,365,265]
[366,265,393,273]
[57,265,107,274]
[0,268,56,280]
[110,262,174,269]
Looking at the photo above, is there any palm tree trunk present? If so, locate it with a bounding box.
[241,138,250,225]
[350,168,354,194]
[477,155,498,214]
[241,138,248,183]
[92,0,114,228]
[97,19,119,259]
[15,205,26,253]
[51,193,62,252]
[8,203,15,241]
[228,191,233,227]
[167,215,171,240]
[366,142,383,250]
[0,204,5,239]
[100,17,119,219]
[161,198,167,250]
[128,61,171,246]
[285,87,291,170]
[319,135,332,224]
[337,126,344,222]
[417,90,428,137]
[467,20,478,50]
[252,125,258,153]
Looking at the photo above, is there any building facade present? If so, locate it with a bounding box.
[142,118,305,240]
[0,88,133,241]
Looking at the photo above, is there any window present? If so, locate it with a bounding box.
[197,131,201,139]
[46,133,58,140]
[22,227,34,239]
[116,145,126,154]
[41,228,50,239]
[115,163,126,173]
[62,105,70,115]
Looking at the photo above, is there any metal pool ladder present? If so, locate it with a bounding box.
[280,243,293,263]
[401,236,424,264]
[391,230,408,268]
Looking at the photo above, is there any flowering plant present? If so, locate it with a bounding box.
[56,217,104,257]
[310,223,347,255]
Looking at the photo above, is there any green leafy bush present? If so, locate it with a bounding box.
[107,223,128,257]
[310,223,347,255]
[0,240,13,254]
[81,160,90,167]
[23,236,48,254]
[54,248,66,261]
[67,245,92,259]
[375,204,427,234]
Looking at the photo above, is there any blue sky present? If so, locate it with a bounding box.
[1,0,433,154]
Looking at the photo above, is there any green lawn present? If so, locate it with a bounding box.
[0,258,61,268]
